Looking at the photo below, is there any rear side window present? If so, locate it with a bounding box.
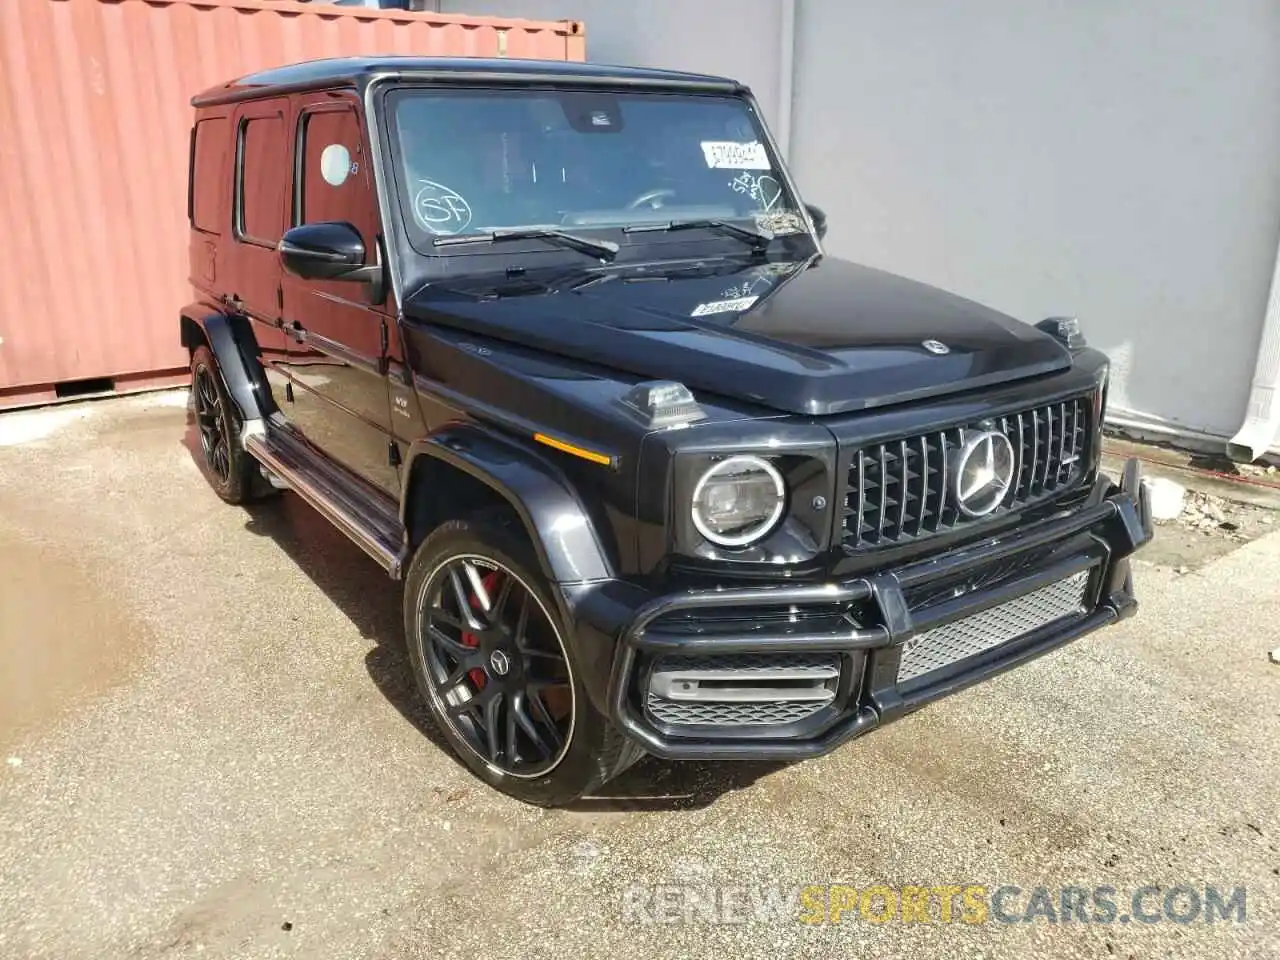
[189,117,229,234]
[297,107,376,247]
[235,114,287,245]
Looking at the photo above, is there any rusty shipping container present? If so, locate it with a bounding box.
[0,0,584,407]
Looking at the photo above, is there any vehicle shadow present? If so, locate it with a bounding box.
[184,413,788,809]
[564,756,788,812]
[237,493,460,761]
[238,494,790,809]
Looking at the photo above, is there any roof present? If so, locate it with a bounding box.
[191,56,743,107]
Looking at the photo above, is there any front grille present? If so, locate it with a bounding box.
[645,652,840,727]
[844,396,1091,549]
[896,570,1091,685]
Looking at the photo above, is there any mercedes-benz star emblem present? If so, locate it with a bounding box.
[488,650,511,676]
[922,339,950,355]
[952,429,1016,517]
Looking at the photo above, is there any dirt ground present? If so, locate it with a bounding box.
[1,393,1278,960]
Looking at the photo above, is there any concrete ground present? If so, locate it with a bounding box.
[0,393,1277,960]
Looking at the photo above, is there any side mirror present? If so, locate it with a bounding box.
[805,203,828,241]
[279,221,368,281]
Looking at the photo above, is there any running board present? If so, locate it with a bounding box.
[243,425,405,578]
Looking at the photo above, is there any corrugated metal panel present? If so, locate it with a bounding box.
[0,0,584,402]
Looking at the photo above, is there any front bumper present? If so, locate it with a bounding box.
[575,459,1153,761]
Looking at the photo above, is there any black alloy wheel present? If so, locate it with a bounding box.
[193,364,231,485]
[417,554,574,779]
[189,345,259,504]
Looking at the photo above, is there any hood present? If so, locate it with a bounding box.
[403,256,1071,416]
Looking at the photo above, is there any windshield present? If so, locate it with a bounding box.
[385,88,804,253]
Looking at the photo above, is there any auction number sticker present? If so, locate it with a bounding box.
[700,140,771,170]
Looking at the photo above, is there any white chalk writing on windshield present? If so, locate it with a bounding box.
[728,172,782,211]
[413,179,472,235]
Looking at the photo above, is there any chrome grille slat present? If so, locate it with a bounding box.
[1044,406,1056,490]
[843,396,1091,551]
[1029,407,1041,495]
[938,428,950,530]
[914,434,928,537]
[896,570,1091,684]
[856,449,866,536]
[876,443,888,540]
[646,652,841,727]
[897,439,909,537]
[1056,401,1067,487]
[1040,406,1054,491]
[1015,412,1028,498]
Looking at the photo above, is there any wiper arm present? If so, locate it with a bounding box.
[433,228,619,261]
[624,219,774,249]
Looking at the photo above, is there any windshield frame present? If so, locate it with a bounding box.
[373,81,820,266]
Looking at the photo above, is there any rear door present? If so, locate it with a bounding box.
[277,93,399,496]
[228,98,292,411]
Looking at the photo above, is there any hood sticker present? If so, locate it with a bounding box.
[700,140,771,170]
[691,295,759,317]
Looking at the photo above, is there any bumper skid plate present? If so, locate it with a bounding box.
[604,460,1154,760]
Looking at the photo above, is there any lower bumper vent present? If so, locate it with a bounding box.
[896,570,1091,685]
[645,653,840,727]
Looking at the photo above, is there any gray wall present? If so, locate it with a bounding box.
[438,0,784,128]
[441,0,1280,438]
[791,0,1280,436]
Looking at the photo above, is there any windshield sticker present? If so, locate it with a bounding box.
[412,179,473,235]
[691,295,759,317]
[320,144,354,187]
[700,140,771,170]
[729,172,782,211]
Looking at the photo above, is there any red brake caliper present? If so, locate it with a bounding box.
[461,572,501,689]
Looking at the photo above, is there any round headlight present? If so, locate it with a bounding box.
[691,455,786,547]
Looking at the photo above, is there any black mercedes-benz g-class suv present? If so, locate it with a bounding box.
[182,56,1152,805]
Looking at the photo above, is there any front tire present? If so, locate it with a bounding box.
[404,516,639,806]
[190,345,257,504]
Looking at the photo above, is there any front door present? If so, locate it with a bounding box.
[278,94,399,496]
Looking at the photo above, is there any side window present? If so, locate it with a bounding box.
[235,114,287,245]
[189,117,229,234]
[297,108,376,257]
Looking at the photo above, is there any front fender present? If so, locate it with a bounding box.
[401,425,616,584]
[180,304,276,423]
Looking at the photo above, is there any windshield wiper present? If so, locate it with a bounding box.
[433,228,619,261]
[623,219,774,250]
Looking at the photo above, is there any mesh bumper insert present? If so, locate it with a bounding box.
[896,570,1091,685]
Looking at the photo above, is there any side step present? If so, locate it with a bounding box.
[243,424,405,577]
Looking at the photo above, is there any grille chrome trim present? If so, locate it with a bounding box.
[843,396,1091,550]
[646,653,840,726]
[896,570,1091,685]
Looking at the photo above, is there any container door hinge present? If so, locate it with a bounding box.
[388,441,402,468]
